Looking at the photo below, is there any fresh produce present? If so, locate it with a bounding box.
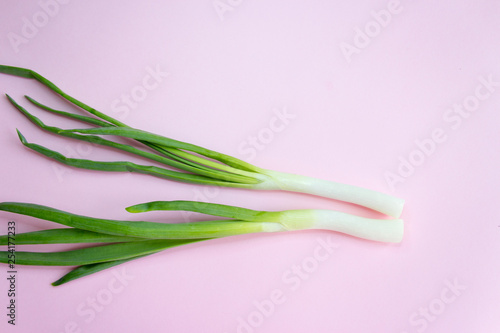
[0,64,406,286]
[0,65,404,217]
[0,200,403,285]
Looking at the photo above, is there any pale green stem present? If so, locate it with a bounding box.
[270,209,404,243]
[255,169,405,218]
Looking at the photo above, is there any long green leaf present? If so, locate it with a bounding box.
[0,239,206,266]
[0,64,125,126]
[0,202,281,239]
[0,228,142,245]
[52,254,153,286]
[126,200,281,222]
[16,130,252,188]
[24,95,114,127]
[52,234,209,285]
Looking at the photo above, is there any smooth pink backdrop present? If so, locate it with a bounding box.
[1,1,499,332]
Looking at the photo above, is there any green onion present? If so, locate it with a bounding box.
[0,199,402,285]
[0,201,265,285]
[0,201,403,243]
[0,64,405,217]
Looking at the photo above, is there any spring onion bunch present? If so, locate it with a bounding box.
[0,200,403,285]
[0,64,404,217]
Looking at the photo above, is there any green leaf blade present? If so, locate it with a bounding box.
[0,228,143,245]
[0,239,207,266]
[126,200,278,222]
[51,254,152,286]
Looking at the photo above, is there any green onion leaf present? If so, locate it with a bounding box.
[126,200,281,222]
[0,228,142,245]
[51,255,152,286]
[0,239,207,266]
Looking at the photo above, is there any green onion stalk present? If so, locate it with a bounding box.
[0,65,404,217]
[0,201,403,285]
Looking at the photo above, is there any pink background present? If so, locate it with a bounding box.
[1,1,499,332]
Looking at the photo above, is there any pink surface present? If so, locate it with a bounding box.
[1,1,499,332]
